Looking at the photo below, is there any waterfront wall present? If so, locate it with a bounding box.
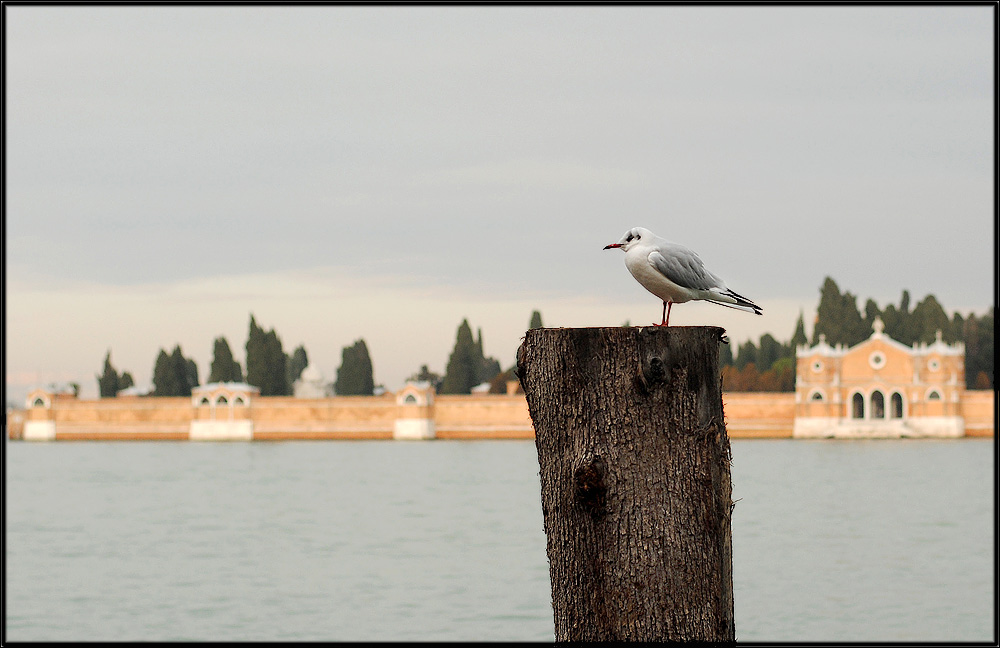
[723,392,797,438]
[434,394,534,439]
[962,390,995,437]
[246,395,398,440]
[7,388,993,441]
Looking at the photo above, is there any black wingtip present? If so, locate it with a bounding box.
[723,289,763,315]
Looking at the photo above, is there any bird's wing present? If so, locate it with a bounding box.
[648,244,723,292]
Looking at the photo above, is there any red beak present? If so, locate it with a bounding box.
[603,243,622,250]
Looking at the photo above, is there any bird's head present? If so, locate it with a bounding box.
[603,227,652,252]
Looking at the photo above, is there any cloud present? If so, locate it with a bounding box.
[4,5,994,405]
[413,158,643,191]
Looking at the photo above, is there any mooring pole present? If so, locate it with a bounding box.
[517,326,735,642]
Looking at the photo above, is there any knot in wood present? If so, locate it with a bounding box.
[636,348,677,395]
[574,455,607,518]
[647,353,670,382]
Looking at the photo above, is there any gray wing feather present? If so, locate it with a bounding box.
[648,245,724,292]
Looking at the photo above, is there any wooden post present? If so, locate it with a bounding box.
[517,326,735,642]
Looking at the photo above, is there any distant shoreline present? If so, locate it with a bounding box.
[8,385,993,441]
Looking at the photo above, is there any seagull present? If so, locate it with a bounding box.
[604,226,763,326]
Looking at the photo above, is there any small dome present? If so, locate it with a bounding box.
[300,365,323,381]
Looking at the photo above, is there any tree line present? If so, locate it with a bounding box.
[97,314,364,398]
[720,276,994,392]
[98,309,544,399]
[403,315,536,395]
[96,310,530,399]
[97,281,992,399]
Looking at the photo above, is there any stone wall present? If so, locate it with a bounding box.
[7,388,991,441]
[962,390,996,437]
[434,394,534,439]
[248,395,397,440]
[723,393,796,438]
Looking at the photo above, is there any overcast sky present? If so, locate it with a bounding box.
[5,5,995,403]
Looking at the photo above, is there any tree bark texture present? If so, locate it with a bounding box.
[517,326,735,642]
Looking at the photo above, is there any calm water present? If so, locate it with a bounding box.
[5,438,995,642]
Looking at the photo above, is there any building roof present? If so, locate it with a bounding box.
[299,364,323,382]
[797,317,963,359]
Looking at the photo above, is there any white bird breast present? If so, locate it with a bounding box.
[624,248,693,304]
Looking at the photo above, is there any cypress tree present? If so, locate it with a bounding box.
[287,345,309,387]
[358,340,375,395]
[863,298,881,331]
[480,357,502,385]
[245,315,268,391]
[184,356,199,393]
[973,309,993,388]
[757,333,783,373]
[152,348,177,396]
[899,290,922,345]
[735,340,758,371]
[718,341,734,367]
[529,310,544,330]
[790,311,808,350]
[97,350,121,398]
[171,345,195,396]
[812,277,869,347]
[963,310,994,389]
[842,288,871,346]
[811,277,841,345]
[881,303,904,344]
[151,345,196,396]
[881,289,918,346]
[245,315,290,396]
[208,337,243,384]
[962,313,979,387]
[335,339,375,395]
[264,330,289,396]
[910,295,952,344]
[441,319,478,394]
[475,328,502,384]
[950,312,966,347]
[900,290,911,316]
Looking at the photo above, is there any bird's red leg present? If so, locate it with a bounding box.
[656,301,672,326]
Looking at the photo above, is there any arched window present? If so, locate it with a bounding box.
[216,395,229,406]
[199,396,211,406]
[233,396,245,407]
[404,394,418,404]
[809,391,824,401]
[851,393,865,419]
[871,391,885,419]
[890,392,903,418]
[927,390,942,401]
[32,397,46,408]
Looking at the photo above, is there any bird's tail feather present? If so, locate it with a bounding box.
[710,289,763,315]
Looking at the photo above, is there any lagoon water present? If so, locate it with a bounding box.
[5,438,995,642]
